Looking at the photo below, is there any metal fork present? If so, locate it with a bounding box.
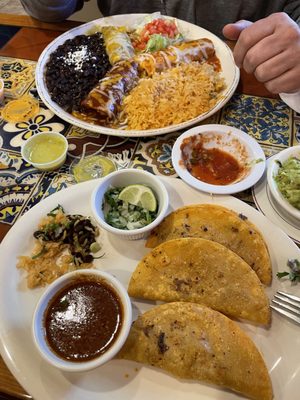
[271,291,300,325]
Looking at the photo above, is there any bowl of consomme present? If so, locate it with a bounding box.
[32,269,132,372]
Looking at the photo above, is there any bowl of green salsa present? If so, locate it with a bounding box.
[21,131,68,171]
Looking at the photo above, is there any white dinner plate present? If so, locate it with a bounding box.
[0,177,300,400]
[172,124,266,194]
[35,14,240,137]
[253,155,300,245]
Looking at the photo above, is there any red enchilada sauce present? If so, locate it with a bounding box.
[44,278,123,361]
[180,135,244,185]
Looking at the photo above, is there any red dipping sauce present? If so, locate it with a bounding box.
[44,278,123,362]
[180,134,245,185]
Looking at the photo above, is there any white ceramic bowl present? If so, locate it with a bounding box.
[21,131,68,171]
[91,169,169,240]
[32,269,132,372]
[267,145,300,224]
[172,124,266,195]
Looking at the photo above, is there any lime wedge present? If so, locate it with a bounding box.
[118,184,157,211]
[72,155,116,182]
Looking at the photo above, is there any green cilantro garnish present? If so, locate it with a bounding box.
[277,259,300,282]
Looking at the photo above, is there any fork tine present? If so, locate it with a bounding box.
[270,305,300,325]
[277,291,300,302]
[271,291,300,324]
[272,299,300,314]
[274,294,300,310]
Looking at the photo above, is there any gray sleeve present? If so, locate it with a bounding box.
[20,0,84,23]
[283,0,300,24]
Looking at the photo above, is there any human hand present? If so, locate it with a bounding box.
[222,13,300,94]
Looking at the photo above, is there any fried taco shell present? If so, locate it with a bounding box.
[128,237,270,325]
[117,302,273,400]
[145,204,272,286]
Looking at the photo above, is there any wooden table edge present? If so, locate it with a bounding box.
[0,13,82,32]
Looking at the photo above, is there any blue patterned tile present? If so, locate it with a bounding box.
[0,150,41,225]
[20,165,75,216]
[0,57,36,98]
[66,125,139,169]
[220,94,292,146]
[133,132,178,176]
[294,119,300,145]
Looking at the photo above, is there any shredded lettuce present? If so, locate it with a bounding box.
[145,33,184,52]
[145,34,171,52]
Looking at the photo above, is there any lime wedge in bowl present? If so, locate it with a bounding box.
[118,184,157,211]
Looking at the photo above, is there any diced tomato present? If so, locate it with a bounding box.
[140,18,178,38]
[148,26,156,35]
[133,18,180,50]
[137,42,146,50]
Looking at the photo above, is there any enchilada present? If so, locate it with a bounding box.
[80,38,217,121]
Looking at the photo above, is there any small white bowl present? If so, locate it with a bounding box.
[21,131,68,171]
[91,169,169,240]
[267,146,300,224]
[172,124,266,195]
[32,269,132,372]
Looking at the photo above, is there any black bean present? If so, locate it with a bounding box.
[83,254,94,263]
[45,32,111,112]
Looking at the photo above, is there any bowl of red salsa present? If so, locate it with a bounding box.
[32,269,132,372]
[172,124,265,195]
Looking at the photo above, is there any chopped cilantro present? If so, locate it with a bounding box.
[277,259,300,282]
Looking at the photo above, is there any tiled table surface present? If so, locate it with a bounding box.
[0,55,299,242]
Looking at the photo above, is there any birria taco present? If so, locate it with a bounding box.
[128,237,270,325]
[117,302,273,400]
[145,204,272,286]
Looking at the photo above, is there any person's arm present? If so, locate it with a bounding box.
[20,0,84,23]
[222,12,300,94]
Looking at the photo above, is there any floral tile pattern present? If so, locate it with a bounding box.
[66,125,140,170]
[20,165,75,218]
[293,116,300,145]
[0,57,36,98]
[0,56,297,232]
[0,103,69,151]
[0,150,41,224]
[132,132,178,176]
